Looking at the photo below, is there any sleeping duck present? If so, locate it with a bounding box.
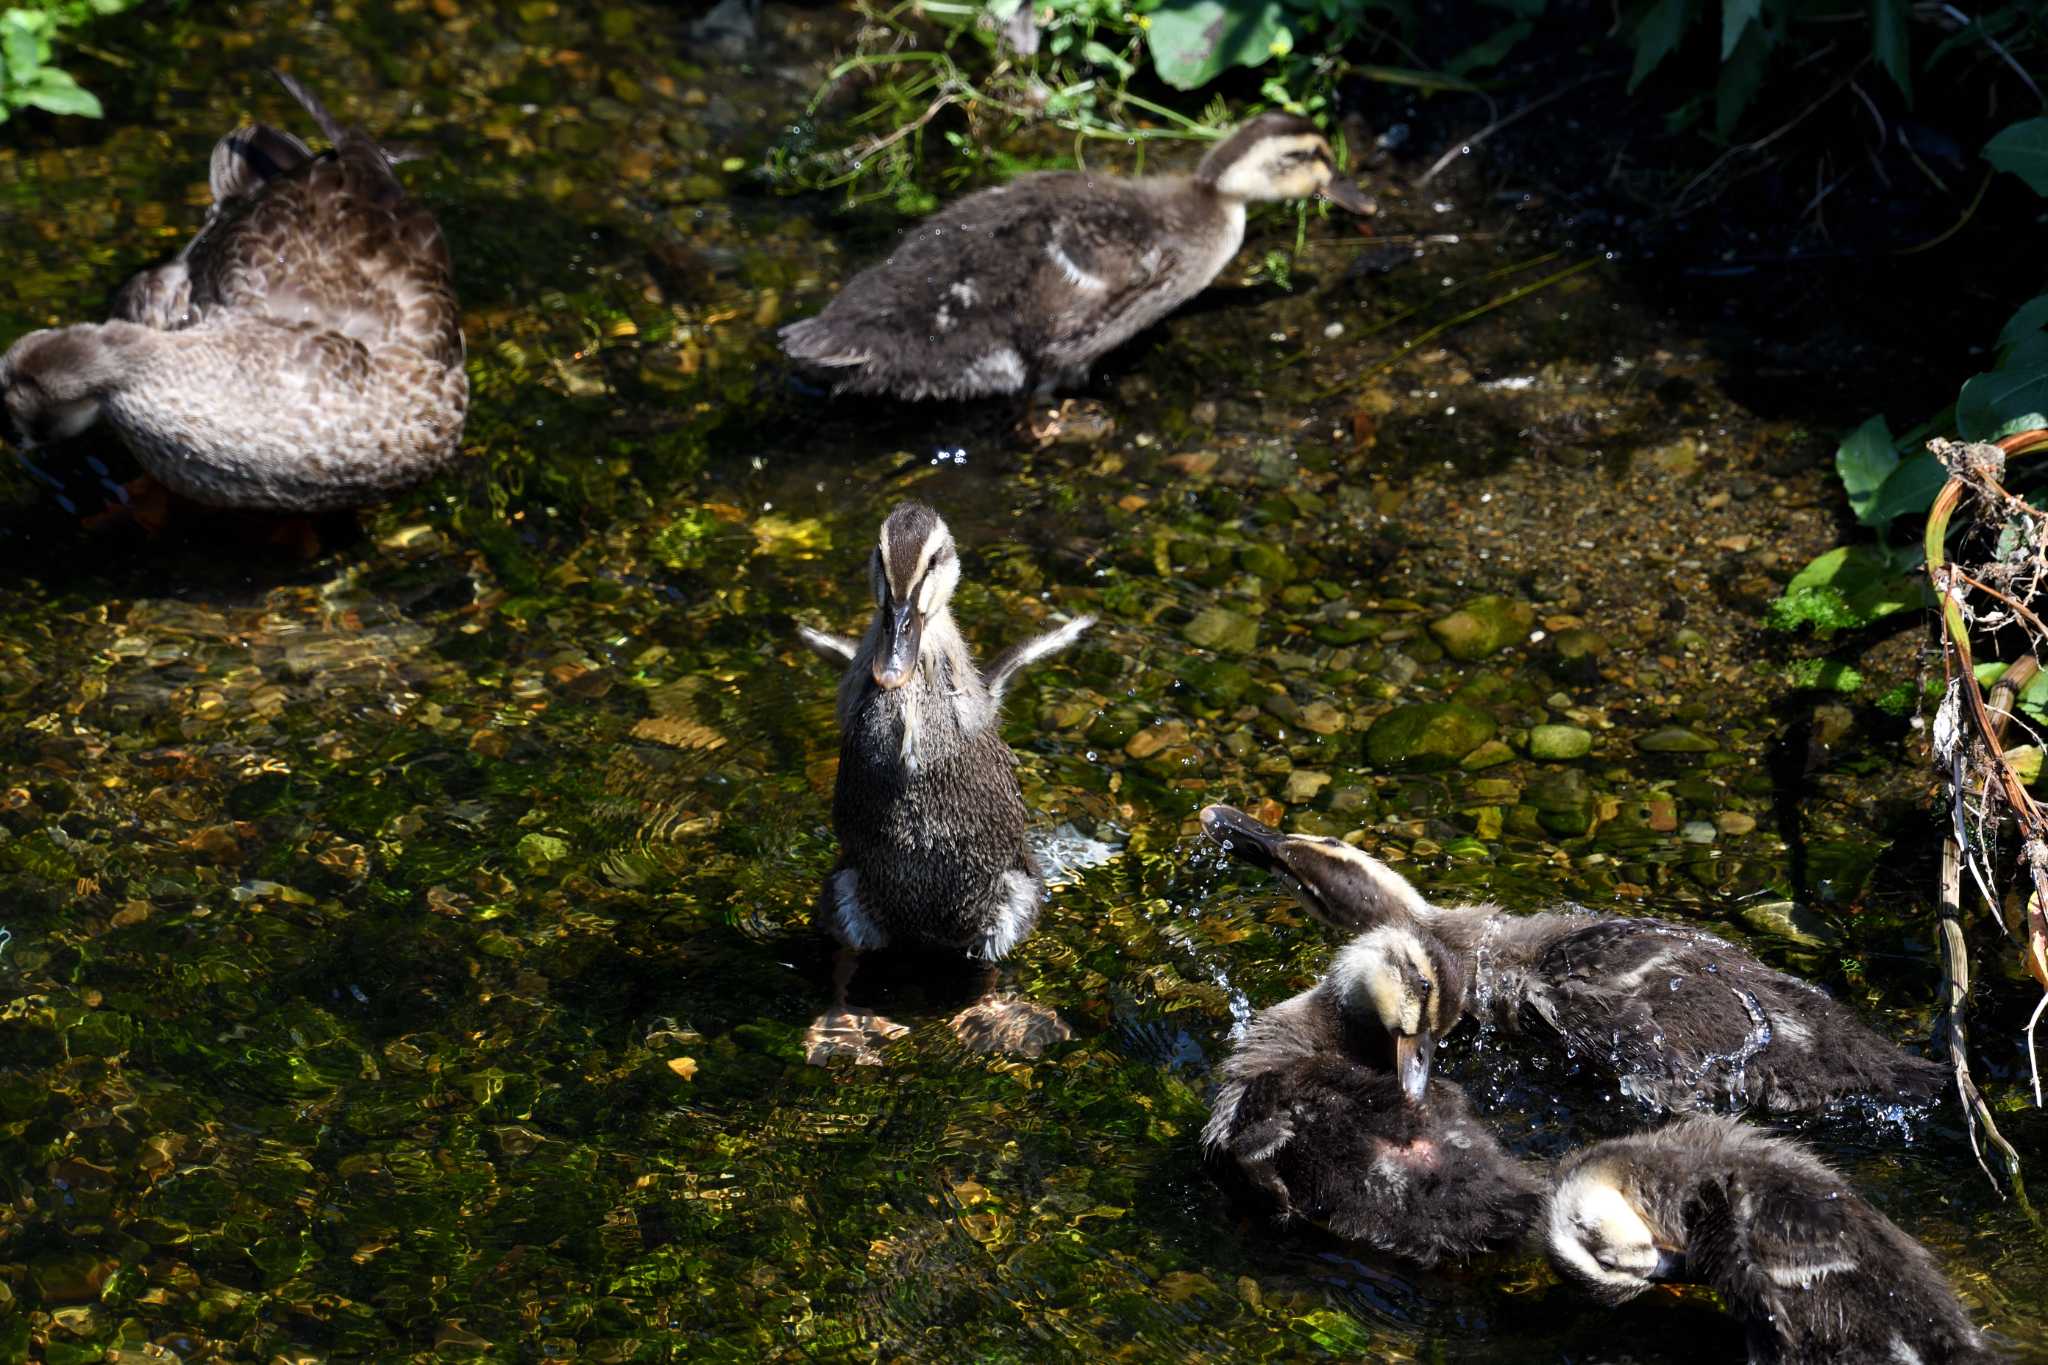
[779,112,1375,403]
[0,72,466,513]
[1548,1116,1993,1364]
[1199,805,1944,1115]
[797,501,1092,1058]
[1205,921,1542,1264]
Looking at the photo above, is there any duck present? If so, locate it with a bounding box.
[1199,805,1945,1116]
[0,72,466,514]
[779,112,1376,403]
[797,501,1092,1057]
[1547,1115,1994,1364]
[1205,921,1543,1264]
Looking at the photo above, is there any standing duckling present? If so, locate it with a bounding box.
[1547,1116,1994,1364]
[1200,805,1944,1115]
[0,72,466,514]
[1206,922,1542,1264]
[798,501,1092,1056]
[779,112,1375,404]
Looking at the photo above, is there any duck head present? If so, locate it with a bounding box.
[867,500,961,690]
[1197,113,1377,215]
[1546,1161,1689,1304]
[1199,804,1434,932]
[1325,922,1467,1103]
[0,325,139,450]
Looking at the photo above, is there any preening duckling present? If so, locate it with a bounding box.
[1200,805,1944,1115]
[797,502,1091,1060]
[779,113,1376,403]
[0,73,466,514]
[1547,1116,1993,1364]
[1205,923,1542,1264]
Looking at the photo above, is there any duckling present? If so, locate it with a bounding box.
[1547,1116,1993,1364]
[796,502,1091,1056]
[0,73,466,514]
[779,113,1376,403]
[1205,922,1543,1264]
[1200,805,1944,1115]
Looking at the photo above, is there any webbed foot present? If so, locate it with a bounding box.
[803,1006,908,1067]
[949,995,1073,1057]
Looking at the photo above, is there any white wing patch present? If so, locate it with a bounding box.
[1047,241,1108,294]
[830,868,889,950]
[1763,1255,1856,1288]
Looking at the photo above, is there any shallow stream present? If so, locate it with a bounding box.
[0,1,2043,1360]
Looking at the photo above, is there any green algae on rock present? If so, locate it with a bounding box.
[1429,595,1535,660]
[1364,702,1498,770]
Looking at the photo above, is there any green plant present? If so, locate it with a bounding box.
[0,0,135,124]
[1769,120,2048,638]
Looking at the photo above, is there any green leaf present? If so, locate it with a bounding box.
[1720,0,1760,58]
[1714,16,1771,135]
[1766,544,1924,636]
[1871,0,1910,100]
[0,12,49,85]
[1863,449,1947,530]
[1984,117,2048,196]
[21,67,99,118]
[1834,414,1896,526]
[1957,331,2048,440]
[1627,0,1689,92]
[1144,0,1292,90]
[1998,293,2048,352]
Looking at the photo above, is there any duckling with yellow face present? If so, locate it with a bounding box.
[1206,921,1542,1264]
[1200,804,1946,1117]
[1548,1117,1993,1364]
[780,113,1375,403]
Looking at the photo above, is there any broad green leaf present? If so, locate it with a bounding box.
[1991,412,2048,440]
[1144,0,1292,90]
[1999,294,2048,352]
[1720,0,1761,58]
[1871,0,1910,100]
[1985,117,2048,196]
[21,67,98,118]
[1863,448,1946,530]
[1767,544,1924,635]
[1834,414,1896,526]
[0,12,48,85]
[1715,17,1771,136]
[1957,331,2048,440]
[1627,0,1688,91]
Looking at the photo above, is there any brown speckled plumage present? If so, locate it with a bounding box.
[0,73,466,512]
[780,113,1373,401]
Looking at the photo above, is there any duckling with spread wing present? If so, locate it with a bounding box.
[1548,1116,1994,1364]
[1206,922,1542,1264]
[797,501,1092,1059]
[0,72,466,514]
[1200,805,1944,1116]
[780,113,1375,403]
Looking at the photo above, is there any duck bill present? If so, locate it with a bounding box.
[1652,1246,1688,1281]
[871,603,922,690]
[1318,177,1377,215]
[1394,1031,1433,1104]
[1200,805,1290,873]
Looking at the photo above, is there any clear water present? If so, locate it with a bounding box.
[0,1,2041,1360]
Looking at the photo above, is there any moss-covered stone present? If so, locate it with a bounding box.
[1364,703,1497,770]
[1428,595,1534,660]
[1637,726,1718,753]
[1528,724,1593,760]
[1183,606,1258,653]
